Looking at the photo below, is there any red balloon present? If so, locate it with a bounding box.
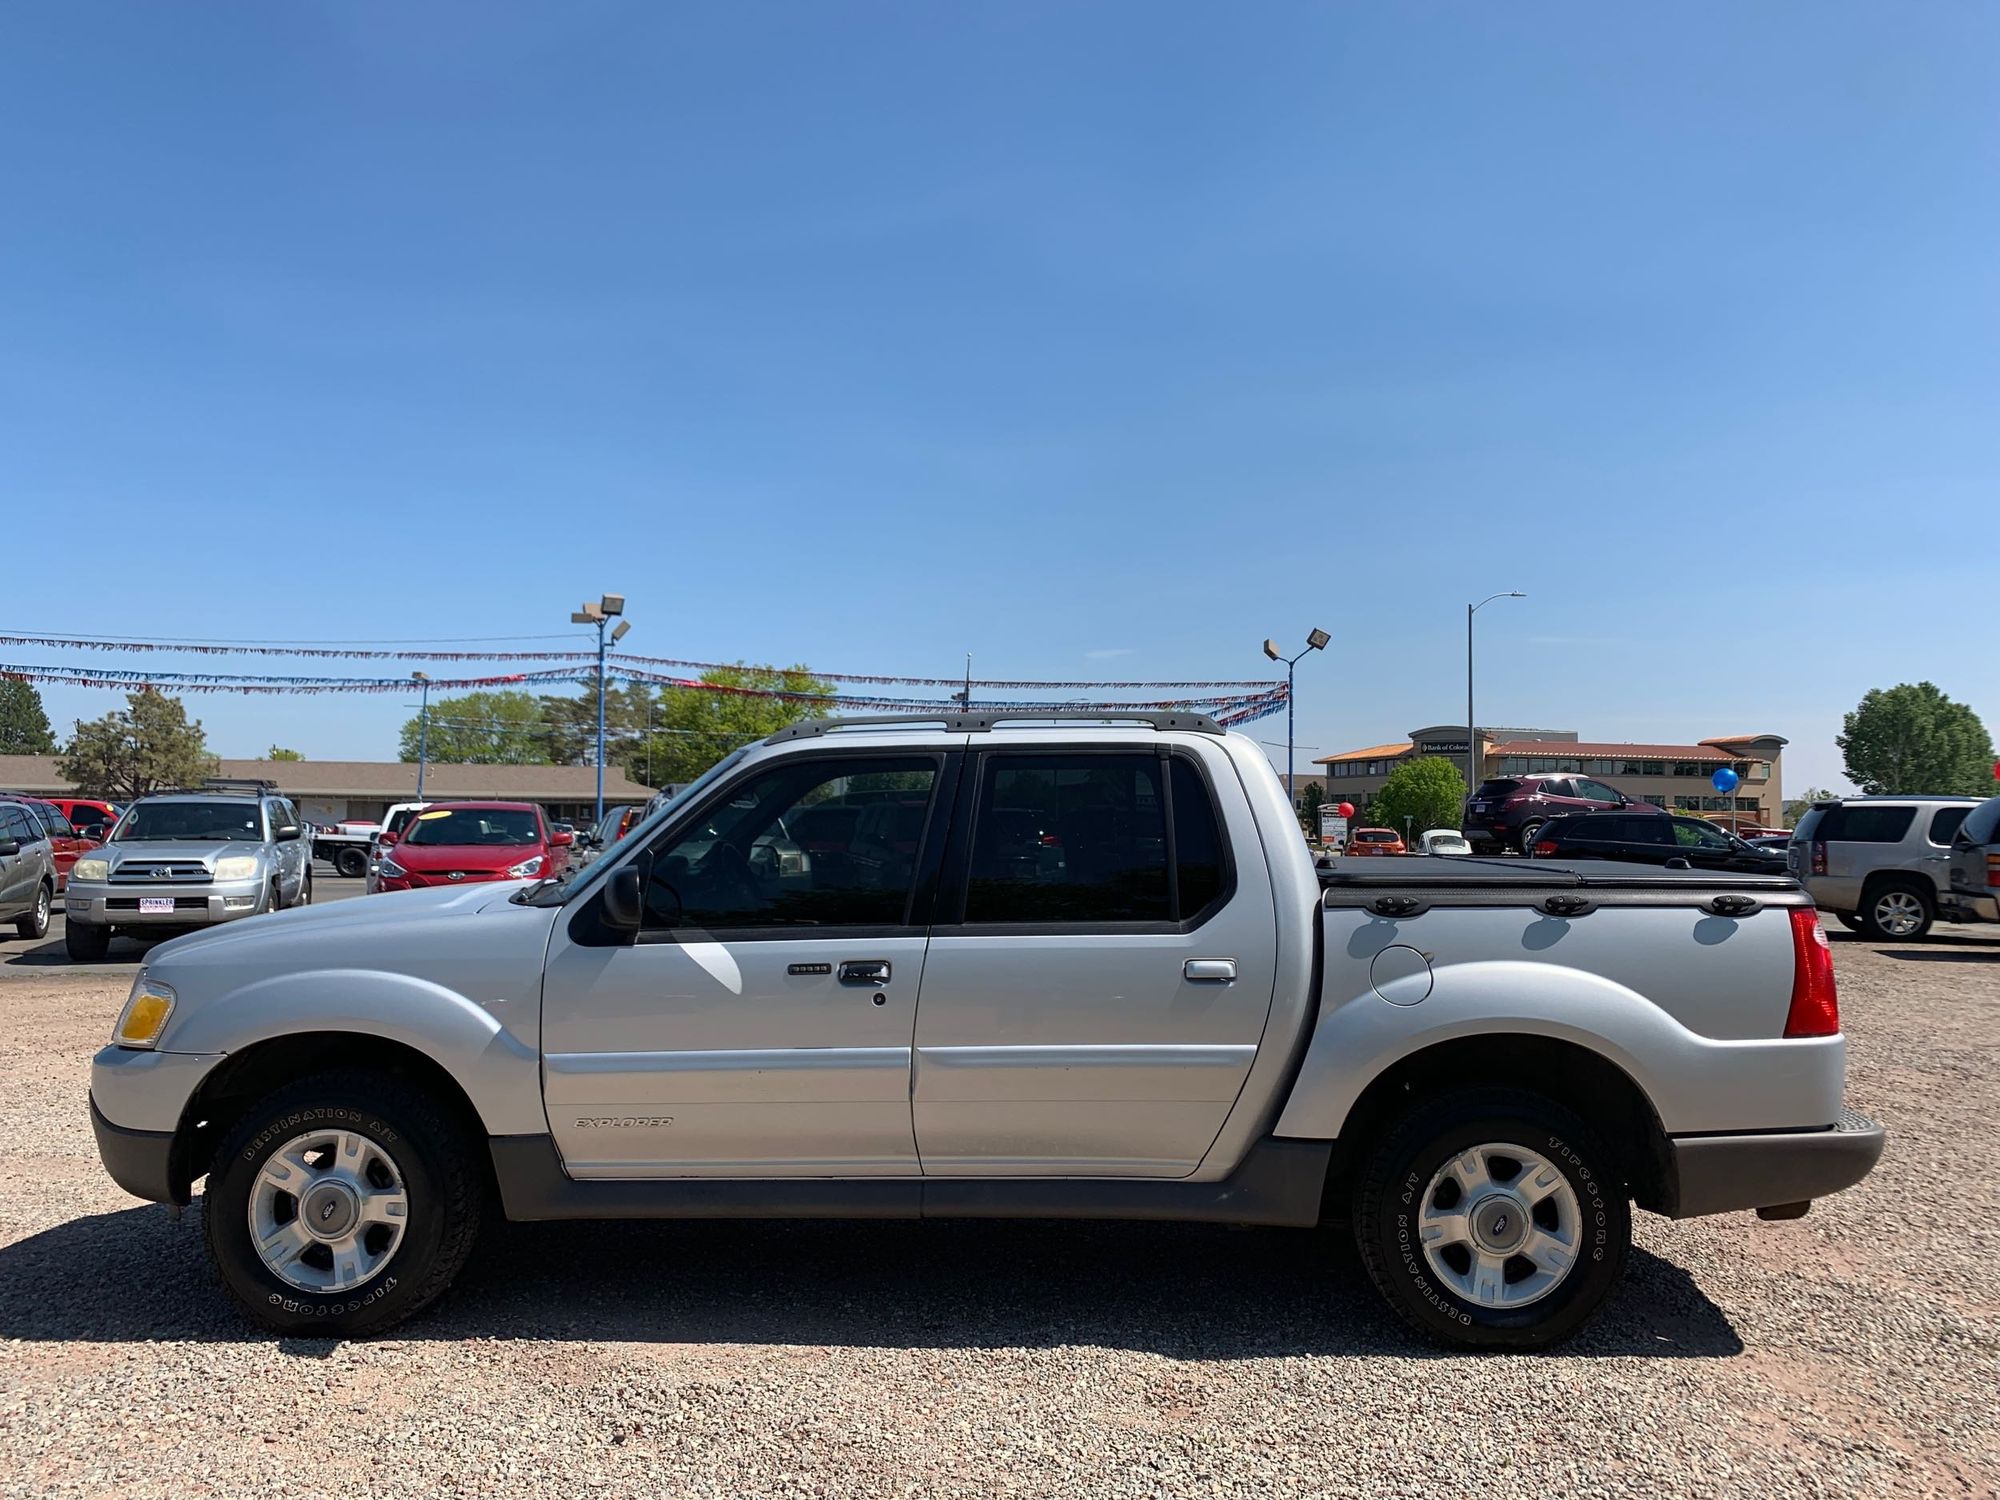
[1336,802,1355,818]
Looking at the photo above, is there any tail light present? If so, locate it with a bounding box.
[1987,853,2000,889]
[1533,839,1559,857]
[1785,908,1840,1037]
[1039,834,1062,847]
[1810,840,1827,876]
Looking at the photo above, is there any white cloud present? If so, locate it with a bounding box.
[1085,648,1135,660]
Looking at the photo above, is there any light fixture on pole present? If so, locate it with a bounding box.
[571,594,630,826]
[412,672,433,801]
[1466,592,1526,807]
[1262,628,1330,818]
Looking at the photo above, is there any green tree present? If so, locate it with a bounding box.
[1295,781,1327,824]
[1836,682,1994,795]
[0,678,58,754]
[398,690,557,765]
[625,665,838,787]
[57,690,218,801]
[1785,786,1836,826]
[267,745,304,762]
[1367,755,1468,840]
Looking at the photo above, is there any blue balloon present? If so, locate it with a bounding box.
[1711,766,1740,794]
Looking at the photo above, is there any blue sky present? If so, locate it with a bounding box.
[2,2,1995,795]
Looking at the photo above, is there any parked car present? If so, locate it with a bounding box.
[1746,834,1794,853]
[1940,794,2000,927]
[1464,774,1665,854]
[88,710,1882,1349]
[60,781,312,961]
[373,801,572,893]
[1531,812,1790,874]
[575,803,647,867]
[1344,828,1406,856]
[0,794,101,892]
[0,799,57,940]
[48,797,120,840]
[1788,795,1981,940]
[1419,829,1473,855]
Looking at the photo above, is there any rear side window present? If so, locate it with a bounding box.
[1817,806,1915,843]
[962,753,1228,926]
[1927,807,1970,844]
[2,806,37,843]
[1473,780,1521,798]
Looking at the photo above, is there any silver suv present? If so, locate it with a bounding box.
[62,780,312,961]
[0,800,57,942]
[1941,794,2000,927]
[1789,795,1981,940]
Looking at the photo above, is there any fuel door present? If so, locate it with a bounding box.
[1369,943,1434,1006]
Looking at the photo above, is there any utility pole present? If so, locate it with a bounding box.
[571,594,630,827]
[1262,629,1330,818]
[1466,592,1526,805]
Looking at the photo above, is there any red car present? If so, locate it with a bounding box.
[47,798,120,840]
[0,794,102,892]
[373,801,572,893]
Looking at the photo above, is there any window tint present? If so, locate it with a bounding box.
[1576,779,1623,804]
[1819,806,1916,843]
[643,757,937,930]
[966,754,1168,923]
[1473,780,1521,798]
[37,805,75,839]
[1170,758,1226,917]
[1927,807,1970,844]
[1673,819,1732,850]
[2,806,36,842]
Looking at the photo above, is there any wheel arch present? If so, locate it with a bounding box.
[1317,1033,1675,1216]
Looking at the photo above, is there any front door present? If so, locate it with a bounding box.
[540,751,952,1178]
[911,744,1278,1178]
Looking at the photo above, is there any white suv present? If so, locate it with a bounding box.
[1789,795,1981,940]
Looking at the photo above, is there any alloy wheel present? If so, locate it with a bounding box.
[1872,890,1926,938]
[248,1128,409,1294]
[1416,1143,1582,1309]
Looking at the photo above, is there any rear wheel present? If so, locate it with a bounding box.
[1833,912,1864,933]
[1859,881,1933,941]
[334,847,368,879]
[300,868,314,906]
[1353,1087,1630,1350]
[64,920,110,961]
[1515,821,1546,855]
[14,881,51,940]
[204,1070,483,1336]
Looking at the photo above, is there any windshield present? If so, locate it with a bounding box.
[115,800,266,842]
[403,807,541,846]
[385,807,424,836]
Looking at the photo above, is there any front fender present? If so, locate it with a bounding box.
[163,968,547,1137]
[1272,959,1844,1139]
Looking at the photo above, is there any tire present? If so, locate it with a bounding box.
[334,848,368,879]
[1515,821,1545,855]
[1353,1087,1631,1351]
[203,1070,483,1337]
[1858,881,1933,942]
[14,881,51,940]
[64,920,111,962]
[1833,912,1864,933]
[300,868,314,906]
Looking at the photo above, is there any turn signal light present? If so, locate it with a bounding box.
[1785,909,1840,1038]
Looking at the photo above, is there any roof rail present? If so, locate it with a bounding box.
[764,710,1226,744]
[147,778,280,798]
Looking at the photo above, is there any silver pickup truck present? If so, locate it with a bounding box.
[88,712,1883,1349]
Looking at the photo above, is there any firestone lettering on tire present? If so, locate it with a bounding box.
[265,1276,399,1317]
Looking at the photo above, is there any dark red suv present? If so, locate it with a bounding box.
[1464,773,1665,853]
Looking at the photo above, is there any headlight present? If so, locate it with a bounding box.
[112,974,176,1049]
[506,855,545,879]
[213,856,261,882]
[377,856,407,879]
[73,857,110,883]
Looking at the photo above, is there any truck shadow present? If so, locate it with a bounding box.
[0,1204,1742,1359]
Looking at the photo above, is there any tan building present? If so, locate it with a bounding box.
[1316,725,1786,831]
[0,755,656,829]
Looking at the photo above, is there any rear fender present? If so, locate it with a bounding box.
[1272,959,1843,1139]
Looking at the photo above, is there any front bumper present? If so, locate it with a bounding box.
[90,1094,181,1203]
[1940,887,2000,924]
[89,1046,225,1205]
[1668,1108,1885,1218]
[64,875,268,926]
[377,870,515,893]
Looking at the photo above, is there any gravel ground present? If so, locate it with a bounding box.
[0,914,1995,1499]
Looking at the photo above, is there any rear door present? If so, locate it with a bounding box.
[911,741,1277,1178]
[33,804,82,889]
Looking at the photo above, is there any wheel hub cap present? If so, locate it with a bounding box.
[1469,1194,1529,1254]
[1416,1143,1583,1310]
[299,1181,360,1241]
[248,1128,409,1295]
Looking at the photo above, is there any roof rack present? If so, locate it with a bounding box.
[765,710,1226,744]
[147,778,280,798]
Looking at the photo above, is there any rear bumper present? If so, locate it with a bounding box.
[89,1094,182,1204]
[1940,888,2000,924]
[1667,1109,1885,1218]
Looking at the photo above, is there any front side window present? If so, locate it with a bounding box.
[1576,779,1623,804]
[1673,819,1732,850]
[962,752,1227,926]
[115,800,265,842]
[643,757,939,930]
[404,807,542,846]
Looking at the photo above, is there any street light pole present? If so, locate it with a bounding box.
[572,594,629,828]
[1263,628,1330,818]
[413,672,432,802]
[1466,591,1526,804]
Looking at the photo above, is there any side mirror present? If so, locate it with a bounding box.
[378,831,399,847]
[551,829,574,847]
[602,865,644,930]
[0,838,17,857]
[276,824,301,842]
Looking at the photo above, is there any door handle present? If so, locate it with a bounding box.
[838,960,892,985]
[1183,958,1237,983]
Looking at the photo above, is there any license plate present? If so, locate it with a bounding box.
[1469,802,1488,812]
[138,897,175,915]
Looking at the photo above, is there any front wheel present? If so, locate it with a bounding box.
[64,920,110,961]
[334,847,368,879]
[1353,1087,1630,1350]
[14,881,51,940]
[204,1071,484,1336]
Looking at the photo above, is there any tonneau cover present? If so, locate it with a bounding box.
[1319,856,1801,893]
